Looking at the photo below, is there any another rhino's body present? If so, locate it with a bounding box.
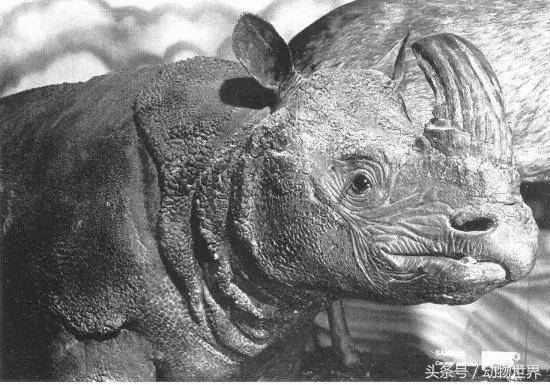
[0,58,315,380]
[290,0,550,182]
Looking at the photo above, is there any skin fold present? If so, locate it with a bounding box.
[0,12,539,381]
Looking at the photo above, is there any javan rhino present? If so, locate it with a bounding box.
[0,12,539,380]
[287,0,550,365]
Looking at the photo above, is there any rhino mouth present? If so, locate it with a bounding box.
[383,251,508,281]
[379,251,508,304]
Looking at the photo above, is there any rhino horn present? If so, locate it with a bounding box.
[411,33,512,163]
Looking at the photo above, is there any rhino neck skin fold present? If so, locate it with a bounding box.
[130,54,336,378]
[163,105,332,380]
[0,13,540,381]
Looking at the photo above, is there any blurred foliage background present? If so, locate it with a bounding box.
[0,0,351,96]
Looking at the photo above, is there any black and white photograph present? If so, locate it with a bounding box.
[0,0,549,381]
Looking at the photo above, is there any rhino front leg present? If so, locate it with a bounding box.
[327,300,360,367]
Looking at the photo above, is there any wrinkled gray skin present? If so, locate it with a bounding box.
[0,12,539,381]
[288,0,550,364]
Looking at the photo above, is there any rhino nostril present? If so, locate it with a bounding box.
[451,213,496,233]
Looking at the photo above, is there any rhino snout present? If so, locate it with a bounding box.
[449,201,538,282]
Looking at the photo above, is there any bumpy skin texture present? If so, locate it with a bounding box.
[290,0,550,183]
[0,57,320,380]
[0,14,540,381]
[0,66,164,380]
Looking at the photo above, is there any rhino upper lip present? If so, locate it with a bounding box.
[367,249,509,305]
[379,250,509,291]
[378,250,510,278]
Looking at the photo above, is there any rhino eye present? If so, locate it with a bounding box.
[350,172,373,195]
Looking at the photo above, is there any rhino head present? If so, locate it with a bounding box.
[197,14,538,311]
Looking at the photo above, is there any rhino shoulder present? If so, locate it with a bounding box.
[134,56,273,188]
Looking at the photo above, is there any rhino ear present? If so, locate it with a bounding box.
[371,33,410,84]
[232,13,296,93]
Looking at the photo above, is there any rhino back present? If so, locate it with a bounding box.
[289,0,550,181]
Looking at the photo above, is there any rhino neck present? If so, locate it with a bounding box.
[189,144,328,377]
[189,212,325,380]
[193,241,323,379]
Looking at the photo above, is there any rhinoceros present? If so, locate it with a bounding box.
[0,12,539,380]
[287,0,550,365]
